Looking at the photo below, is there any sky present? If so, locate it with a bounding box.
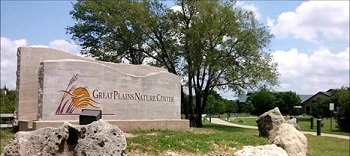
[1,1,349,99]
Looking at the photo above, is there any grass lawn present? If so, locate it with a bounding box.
[226,116,350,136]
[1,122,349,156]
[0,129,13,153]
[126,123,266,155]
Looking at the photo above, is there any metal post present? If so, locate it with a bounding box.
[317,119,321,136]
[330,111,333,131]
[310,117,314,129]
[329,103,334,131]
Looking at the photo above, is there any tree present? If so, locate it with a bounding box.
[224,100,238,119]
[249,89,276,115]
[274,91,301,115]
[1,87,16,125]
[68,0,279,127]
[204,95,216,116]
[333,87,350,132]
[0,86,16,114]
[241,100,254,113]
[204,91,225,116]
[312,97,331,118]
[224,100,238,114]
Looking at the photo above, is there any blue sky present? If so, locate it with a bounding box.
[1,1,349,99]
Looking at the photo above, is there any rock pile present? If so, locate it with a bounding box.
[268,123,307,156]
[256,107,285,137]
[2,120,127,156]
[234,107,308,156]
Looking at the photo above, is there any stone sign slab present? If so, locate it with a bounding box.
[16,47,188,132]
[38,59,181,121]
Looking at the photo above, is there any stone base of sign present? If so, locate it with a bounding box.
[18,119,189,132]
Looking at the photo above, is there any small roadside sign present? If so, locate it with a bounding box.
[329,103,334,111]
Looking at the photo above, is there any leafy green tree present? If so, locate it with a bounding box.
[224,100,238,114]
[204,91,225,116]
[250,89,276,115]
[333,87,350,132]
[204,95,216,116]
[224,100,238,119]
[274,91,301,115]
[1,86,16,125]
[68,0,279,127]
[241,100,254,113]
[312,97,331,118]
[0,86,16,114]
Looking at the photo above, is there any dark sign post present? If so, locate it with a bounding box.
[329,103,334,131]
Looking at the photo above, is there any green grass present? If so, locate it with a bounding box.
[0,129,13,153]
[298,118,349,135]
[126,121,349,156]
[307,135,350,156]
[1,123,349,156]
[226,117,350,136]
[126,122,266,155]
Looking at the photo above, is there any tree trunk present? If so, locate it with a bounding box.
[195,113,203,127]
[188,72,195,127]
[195,93,203,127]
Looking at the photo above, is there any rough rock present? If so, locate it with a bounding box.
[2,126,68,156]
[2,120,127,156]
[256,107,285,137]
[268,123,308,156]
[285,118,300,130]
[234,144,288,156]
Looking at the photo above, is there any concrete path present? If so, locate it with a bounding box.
[210,118,349,140]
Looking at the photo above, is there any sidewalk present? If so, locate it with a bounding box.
[210,118,349,140]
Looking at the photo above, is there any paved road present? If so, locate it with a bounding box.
[210,118,349,140]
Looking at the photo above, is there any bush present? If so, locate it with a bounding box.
[0,87,16,114]
[333,87,350,132]
[312,97,331,118]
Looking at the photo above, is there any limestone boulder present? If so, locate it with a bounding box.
[268,123,308,156]
[234,144,288,156]
[256,107,285,137]
[2,120,127,156]
[72,120,127,155]
[285,118,300,130]
[2,126,68,156]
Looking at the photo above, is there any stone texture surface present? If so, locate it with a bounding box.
[286,118,300,130]
[234,144,288,156]
[30,119,190,132]
[256,107,285,137]
[39,59,181,121]
[2,125,68,156]
[268,123,308,156]
[3,120,127,156]
[16,47,170,121]
[16,47,185,132]
[16,47,89,122]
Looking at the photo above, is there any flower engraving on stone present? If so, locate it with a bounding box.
[60,87,99,109]
[56,74,99,114]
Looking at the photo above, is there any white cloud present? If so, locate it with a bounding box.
[236,1,261,19]
[272,47,349,94]
[270,1,349,42]
[266,17,275,29]
[49,39,79,52]
[0,37,80,89]
[1,37,27,89]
